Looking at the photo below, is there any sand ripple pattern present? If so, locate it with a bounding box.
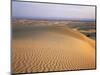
[12,26,95,74]
[12,47,95,74]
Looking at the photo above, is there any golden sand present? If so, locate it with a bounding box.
[12,26,95,74]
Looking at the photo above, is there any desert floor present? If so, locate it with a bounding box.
[12,25,96,74]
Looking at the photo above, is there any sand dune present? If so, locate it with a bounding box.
[12,26,95,74]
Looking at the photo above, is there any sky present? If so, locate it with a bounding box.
[12,1,96,21]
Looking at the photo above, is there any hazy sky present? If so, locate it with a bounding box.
[12,1,95,20]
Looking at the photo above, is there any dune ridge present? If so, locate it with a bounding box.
[54,26,95,48]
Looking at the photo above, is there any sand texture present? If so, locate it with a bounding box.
[12,26,95,74]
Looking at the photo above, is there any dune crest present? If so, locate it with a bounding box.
[54,26,95,48]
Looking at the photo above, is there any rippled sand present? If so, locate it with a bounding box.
[12,26,95,74]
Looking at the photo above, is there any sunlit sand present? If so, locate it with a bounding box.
[12,25,95,74]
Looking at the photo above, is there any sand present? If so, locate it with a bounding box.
[12,26,95,74]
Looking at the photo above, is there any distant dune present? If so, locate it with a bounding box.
[12,25,95,74]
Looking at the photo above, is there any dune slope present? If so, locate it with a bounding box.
[12,26,95,74]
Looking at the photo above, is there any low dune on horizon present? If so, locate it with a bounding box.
[12,20,96,74]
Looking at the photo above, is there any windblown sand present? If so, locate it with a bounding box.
[12,26,95,74]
